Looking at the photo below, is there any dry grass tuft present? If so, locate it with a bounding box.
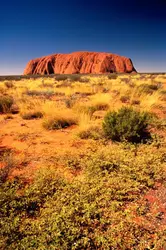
[42,109,78,130]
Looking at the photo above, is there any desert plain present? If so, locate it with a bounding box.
[0,73,166,249]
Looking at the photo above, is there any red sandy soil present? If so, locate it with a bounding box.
[0,114,87,179]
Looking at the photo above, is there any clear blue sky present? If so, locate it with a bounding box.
[1,0,166,74]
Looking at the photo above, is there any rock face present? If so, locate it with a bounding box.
[24,51,136,75]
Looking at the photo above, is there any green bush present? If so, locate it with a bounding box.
[103,107,151,143]
[0,95,13,113]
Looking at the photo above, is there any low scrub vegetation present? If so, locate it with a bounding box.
[0,142,165,249]
[55,75,69,81]
[0,95,13,113]
[103,107,152,143]
[43,110,78,130]
[0,73,166,249]
[21,111,43,120]
[4,81,14,88]
[138,83,161,94]
[26,89,55,97]
[77,125,103,140]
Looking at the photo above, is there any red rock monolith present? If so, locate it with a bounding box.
[23,51,136,75]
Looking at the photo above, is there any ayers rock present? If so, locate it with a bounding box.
[24,51,136,75]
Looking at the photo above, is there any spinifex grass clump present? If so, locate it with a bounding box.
[77,125,103,140]
[43,116,75,130]
[138,83,161,93]
[21,111,43,120]
[0,95,13,113]
[103,107,152,143]
[4,81,14,88]
[43,110,78,130]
